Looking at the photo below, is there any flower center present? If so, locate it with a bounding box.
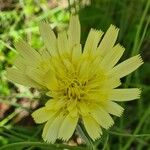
[65,79,83,100]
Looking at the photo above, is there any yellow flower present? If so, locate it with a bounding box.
[6,15,143,143]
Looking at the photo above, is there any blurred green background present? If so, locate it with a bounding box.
[0,0,150,150]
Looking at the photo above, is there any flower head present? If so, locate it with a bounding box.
[7,15,143,143]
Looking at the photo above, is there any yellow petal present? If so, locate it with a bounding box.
[67,100,77,111]
[42,114,65,143]
[39,22,57,56]
[26,67,46,86]
[46,99,67,111]
[101,44,125,70]
[91,105,114,129]
[45,100,57,109]
[101,101,124,117]
[63,58,75,72]
[51,57,66,78]
[78,102,90,116]
[104,77,121,89]
[87,93,108,102]
[83,28,103,54]
[42,114,56,141]
[97,25,119,57]
[72,44,82,64]
[40,47,51,59]
[109,88,141,101]
[14,56,26,71]
[32,107,55,124]
[58,114,78,141]
[57,31,69,55]
[14,40,41,65]
[83,115,102,140]
[44,70,58,90]
[68,15,80,49]
[78,60,89,80]
[6,68,41,88]
[69,107,78,117]
[108,55,143,78]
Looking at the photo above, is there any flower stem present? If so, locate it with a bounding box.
[77,124,97,150]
